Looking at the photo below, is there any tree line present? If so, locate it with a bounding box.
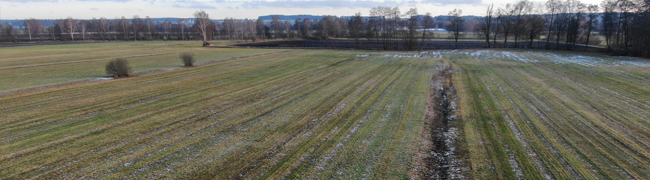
[1,0,649,57]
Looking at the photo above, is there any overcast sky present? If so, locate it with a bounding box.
[1,0,604,20]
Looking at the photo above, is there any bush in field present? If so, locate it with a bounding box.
[105,58,131,78]
[180,52,195,67]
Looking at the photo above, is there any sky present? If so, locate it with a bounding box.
[1,0,604,20]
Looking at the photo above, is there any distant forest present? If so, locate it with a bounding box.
[1,0,649,57]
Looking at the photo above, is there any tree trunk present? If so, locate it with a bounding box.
[585,23,592,52]
[546,13,554,49]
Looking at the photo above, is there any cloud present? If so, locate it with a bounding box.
[75,0,132,1]
[242,0,400,9]
[0,0,58,2]
[421,0,481,5]
[89,8,99,11]
[172,1,217,9]
[241,0,482,9]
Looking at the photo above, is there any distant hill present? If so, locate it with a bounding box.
[257,15,331,21]
[0,14,603,27]
[0,18,196,27]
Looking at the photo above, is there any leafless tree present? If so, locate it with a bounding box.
[64,17,78,41]
[351,12,364,48]
[284,21,292,38]
[118,16,130,40]
[24,18,43,41]
[478,4,495,48]
[301,18,313,38]
[584,4,599,51]
[256,18,266,39]
[78,20,88,41]
[405,8,419,50]
[421,13,434,50]
[144,16,154,40]
[526,16,546,48]
[271,16,281,38]
[447,9,465,48]
[162,20,172,39]
[511,0,533,48]
[545,0,559,48]
[2,23,16,42]
[97,17,111,41]
[177,19,186,40]
[194,10,212,45]
[132,15,144,41]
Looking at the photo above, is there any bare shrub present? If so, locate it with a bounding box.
[180,52,195,67]
[105,58,131,78]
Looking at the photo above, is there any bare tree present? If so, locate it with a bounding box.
[301,18,313,38]
[352,12,364,48]
[584,4,599,51]
[284,21,292,38]
[421,13,434,50]
[498,6,514,48]
[2,23,16,42]
[177,19,186,40]
[271,15,281,38]
[64,17,78,41]
[256,18,266,39]
[98,17,111,41]
[564,0,585,50]
[118,16,130,40]
[526,16,546,48]
[545,0,559,48]
[78,20,88,41]
[0,23,3,42]
[317,16,340,39]
[511,0,533,48]
[194,10,212,46]
[405,8,419,50]
[144,16,154,40]
[24,18,43,41]
[162,20,172,39]
[132,15,144,41]
[447,9,465,48]
[478,4,495,48]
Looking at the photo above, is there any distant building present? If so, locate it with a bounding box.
[418,28,447,32]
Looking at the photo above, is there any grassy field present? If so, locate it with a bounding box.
[448,49,650,179]
[0,45,442,179]
[0,41,282,92]
[1,42,649,179]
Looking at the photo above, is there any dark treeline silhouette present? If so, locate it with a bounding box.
[1,0,649,57]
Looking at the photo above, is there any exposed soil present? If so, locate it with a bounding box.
[421,62,464,179]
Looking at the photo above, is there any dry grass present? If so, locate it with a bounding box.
[1,45,649,179]
[0,49,440,179]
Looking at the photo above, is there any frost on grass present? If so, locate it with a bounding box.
[416,50,650,67]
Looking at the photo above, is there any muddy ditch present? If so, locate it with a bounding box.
[420,62,466,179]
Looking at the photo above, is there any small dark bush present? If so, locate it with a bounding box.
[105,58,131,78]
[180,52,195,67]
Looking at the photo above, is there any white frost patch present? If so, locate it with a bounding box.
[533,51,650,66]
[95,77,114,81]
[502,51,538,63]
[614,60,650,67]
[383,54,421,58]
[357,54,370,57]
[420,51,444,58]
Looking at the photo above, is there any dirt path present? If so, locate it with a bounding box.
[418,62,465,179]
